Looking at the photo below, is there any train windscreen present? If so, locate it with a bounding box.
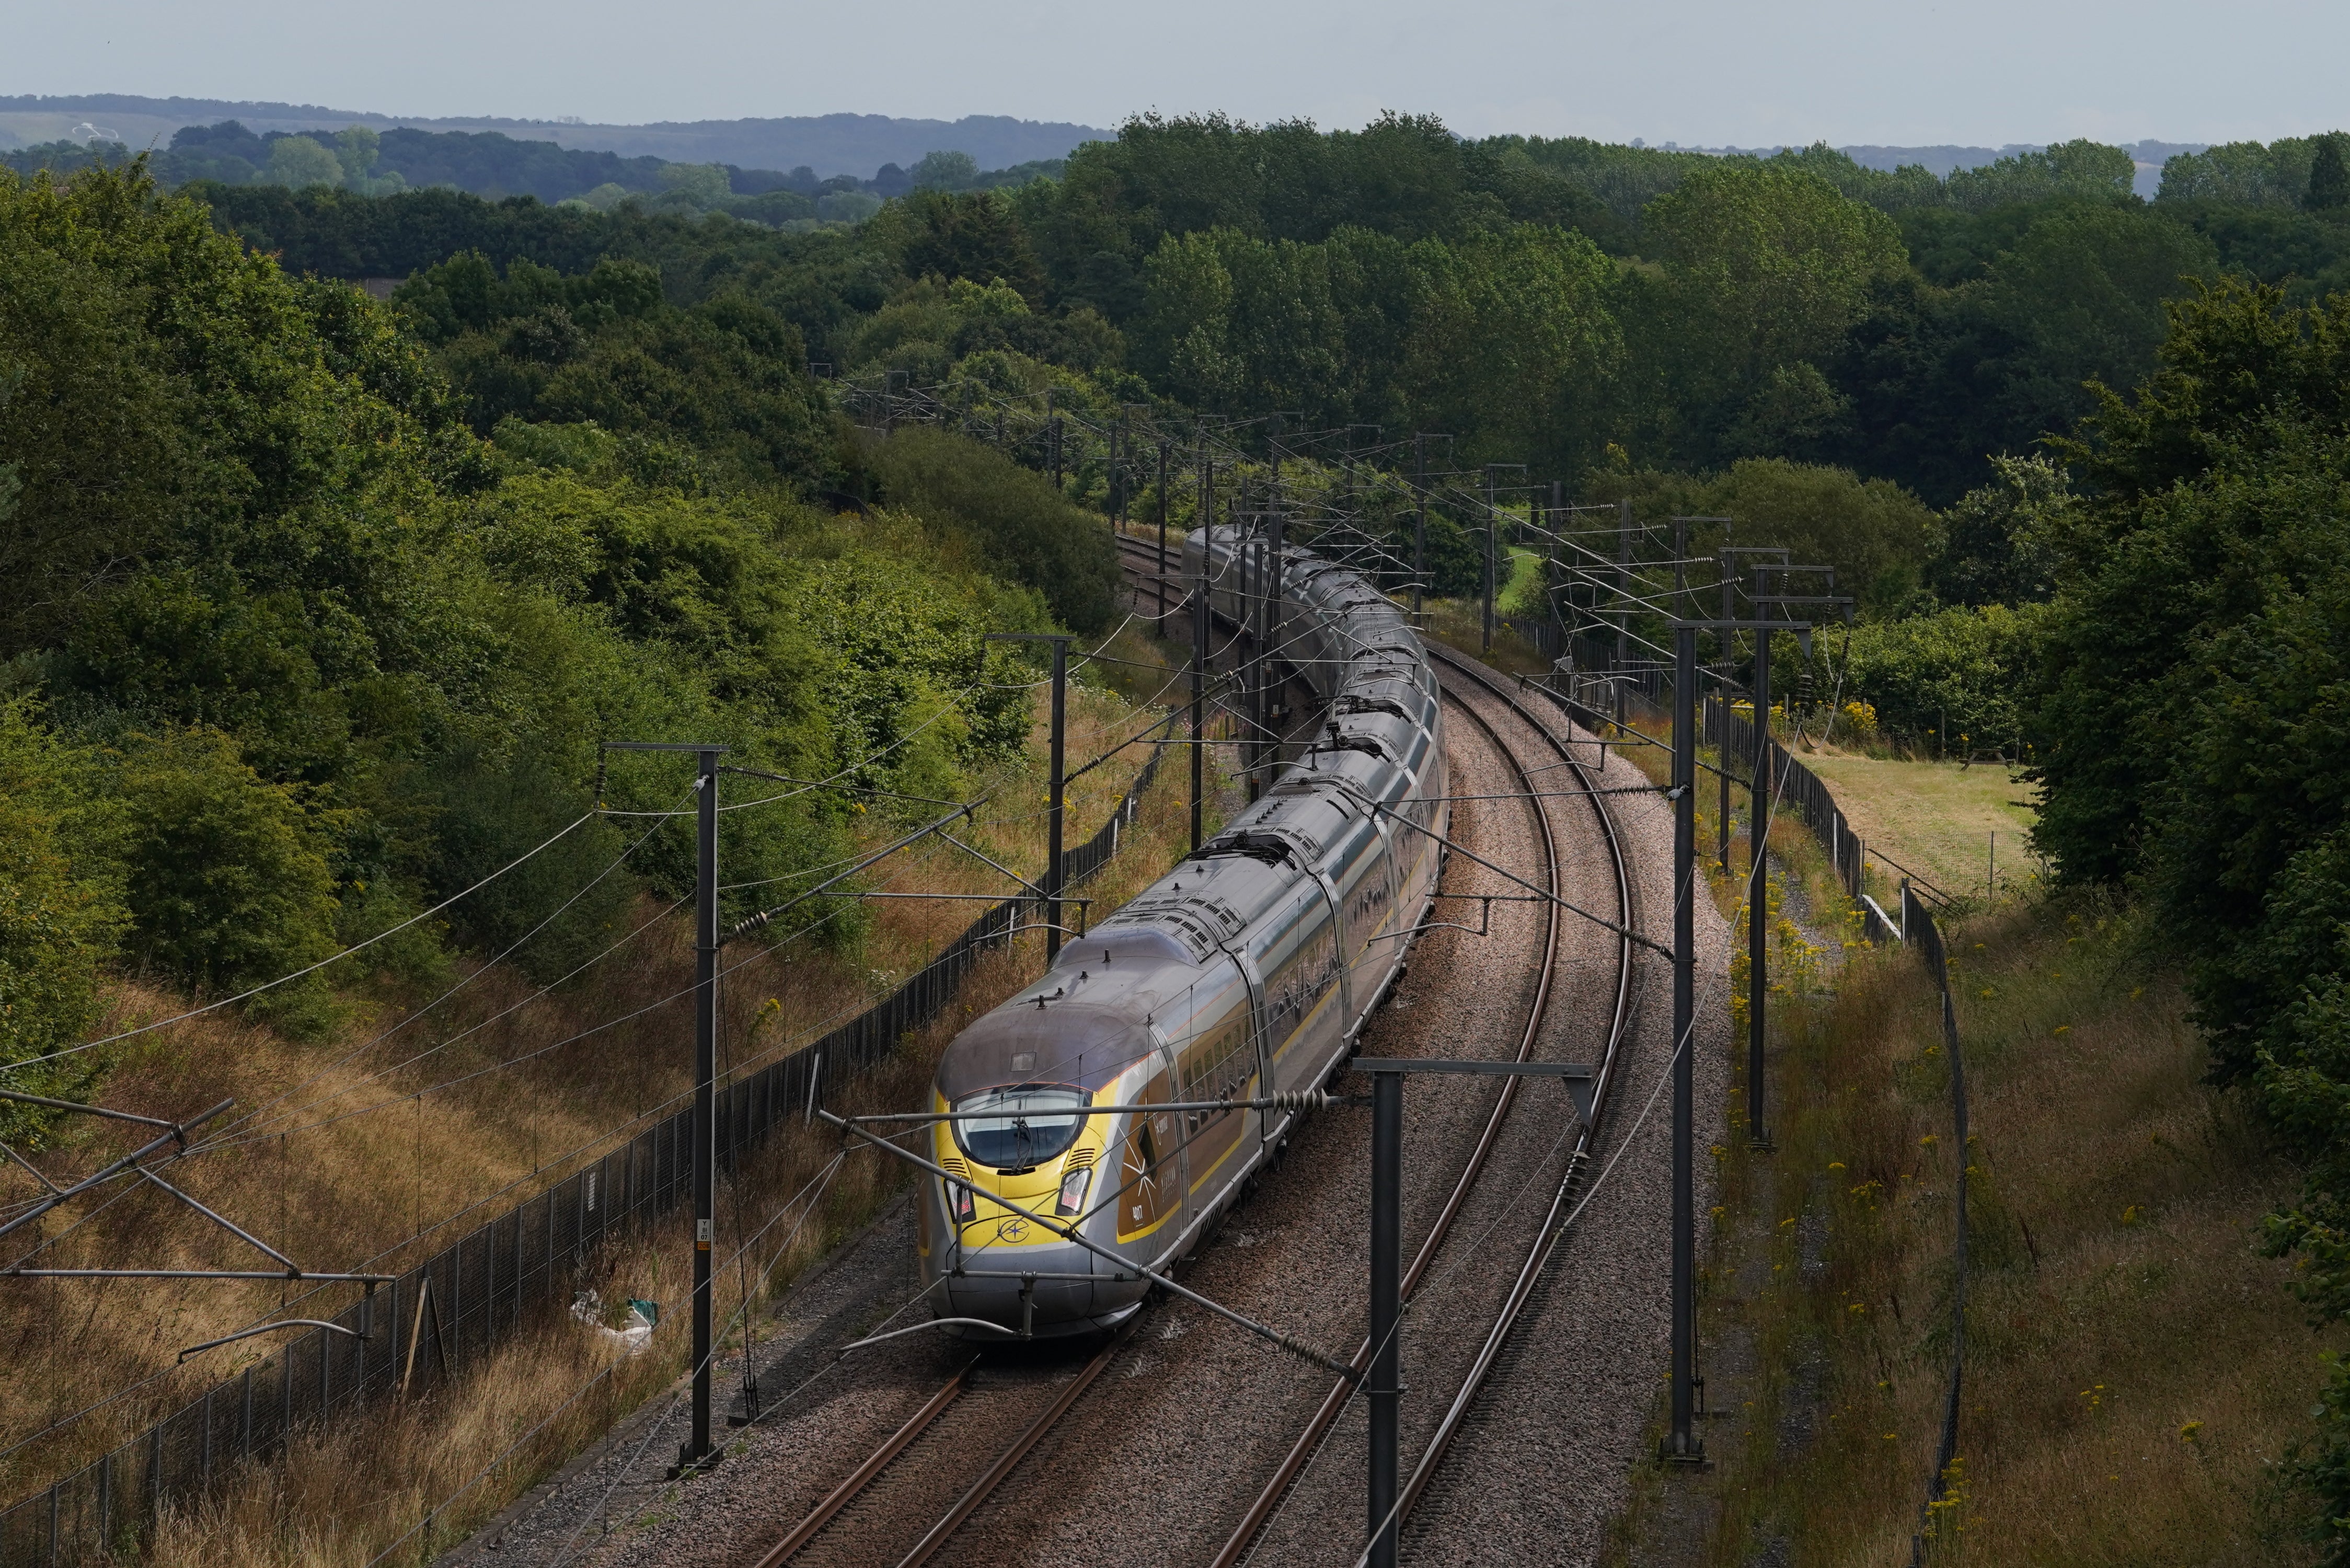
[952,1086,1091,1172]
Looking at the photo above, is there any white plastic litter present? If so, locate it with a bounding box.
[570,1290,655,1356]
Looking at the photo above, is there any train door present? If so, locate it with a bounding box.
[1148,1022,1192,1240]
[1303,866,1352,1080]
[1113,1052,1184,1255]
[1337,816,1400,1038]
[1258,887,1343,1110]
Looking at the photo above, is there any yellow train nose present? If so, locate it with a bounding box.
[951,1145,1099,1245]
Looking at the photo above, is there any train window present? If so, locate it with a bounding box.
[952,1086,1090,1172]
[1179,1020,1253,1110]
[1264,924,1338,1039]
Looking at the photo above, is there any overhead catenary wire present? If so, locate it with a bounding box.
[190,793,698,1152]
[9,809,607,1073]
[1340,701,1812,1567]
[7,827,902,1302]
[366,1146,853,1568]
[0,869,909,1466]
[196,717,1143,1156]
[0,425,1204,1494]
[187,853,896,1158]
[220,701,1166,1157]
[291,396,1725,1558]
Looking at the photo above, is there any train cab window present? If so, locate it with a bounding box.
[952,1086,1090,1173]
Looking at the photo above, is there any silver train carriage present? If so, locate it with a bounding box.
[917,525,1449,1338]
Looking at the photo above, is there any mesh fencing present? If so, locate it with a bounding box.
[0,742,1167,1565]
[1901,882,1969,1563]
[1525,670,1906,941]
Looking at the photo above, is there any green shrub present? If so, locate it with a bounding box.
[105,725,341,999]
[863,425,1121,631]
[1593,458,1939,617]
[1841,602,2046,753]
[419,741,639,986]
[0,698,123,1132]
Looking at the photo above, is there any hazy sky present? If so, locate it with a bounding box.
[10,0,2348,145]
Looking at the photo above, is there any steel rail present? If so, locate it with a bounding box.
[895,1331,1123,1567]
[765,550,1607,1568]
[751,1361,975,1567]
[1134,540,1648,1563]
[1207,644,1593,1567]
[747,1330,1126,1568]
[1110,535,1627,1567]
[1383,645,1642,1534]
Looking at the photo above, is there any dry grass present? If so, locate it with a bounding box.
[1588,720,2331,1564]
[0,602,1238,1561]
[1410,642,2324,1559]
[1611,900,2335,1566]
[136,995,955,1567]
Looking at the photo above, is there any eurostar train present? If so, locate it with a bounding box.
[916,525,1448,1338]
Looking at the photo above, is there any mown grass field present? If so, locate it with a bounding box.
[1800,749,2041,906]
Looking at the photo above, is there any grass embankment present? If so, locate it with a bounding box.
[3,611,1235,1565]
[1601,753,2335,1565]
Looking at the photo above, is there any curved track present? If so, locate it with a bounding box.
[1202,626,1575,1568]
[1112,536,1650,1557]
[729,545,1639,1568]
[1207,643,1641,1565]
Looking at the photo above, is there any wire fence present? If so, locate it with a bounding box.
[853,384,1964,1540]
[1527,670,1908,946]
[1534,654,1964,1545]
[0,743,1167,1566]
[1902,881,1968,1564]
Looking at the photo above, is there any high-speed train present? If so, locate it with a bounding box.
[916,524,1449,1338]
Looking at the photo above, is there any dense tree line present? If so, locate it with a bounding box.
[2008,279,2350,1558]
[0,164,1112,1137]
[98,113,2338,766]
[155,116,2350,509]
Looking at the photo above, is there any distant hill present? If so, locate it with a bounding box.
[0,97,2211,200]
[0,94,1111,180]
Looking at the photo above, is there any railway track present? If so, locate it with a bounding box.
[1116,536,1648,1557]
[747,1336,1123,1568]
[1207,645,1641,1565]
[733,546,1638,1568]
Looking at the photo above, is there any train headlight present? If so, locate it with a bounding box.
[1054,1164,1093,1217]
[948,1180,976,1225]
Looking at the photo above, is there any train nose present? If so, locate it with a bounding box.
[938,1238,1147,1339]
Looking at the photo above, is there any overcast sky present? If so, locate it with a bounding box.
[10,0,2347,146]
